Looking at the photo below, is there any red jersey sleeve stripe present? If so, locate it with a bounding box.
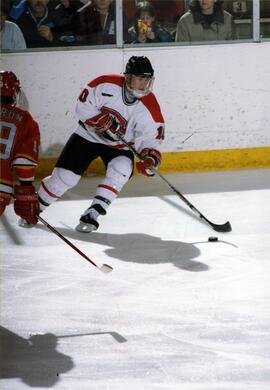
[13,154,38,164]
[141,93,164,123]
[15,167,35,181]
[88,74,124,88]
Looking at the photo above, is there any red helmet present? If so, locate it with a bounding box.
[0,70,21,98]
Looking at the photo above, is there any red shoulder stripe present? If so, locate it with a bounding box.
[141,93,164,123]
[88,74,124,88]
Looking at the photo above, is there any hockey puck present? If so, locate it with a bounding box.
[208,236,218,242]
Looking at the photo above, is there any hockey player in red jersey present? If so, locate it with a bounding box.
[38,56,165,232]
[0,70,40,225]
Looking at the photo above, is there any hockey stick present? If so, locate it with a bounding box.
[114,131,232,233]
[37,215,113,273]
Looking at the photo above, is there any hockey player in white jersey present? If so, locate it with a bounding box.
[38,56,165,232]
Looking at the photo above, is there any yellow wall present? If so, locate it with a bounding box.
[36,146,270,179]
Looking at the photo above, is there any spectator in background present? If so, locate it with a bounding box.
[175,0,236,42]
[128,1,173,44]
[0,2,26,49]
[53,0,83,44]
[10,0,58,47]
[73,0,118,45]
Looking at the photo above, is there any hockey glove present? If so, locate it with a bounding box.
[136,148,161,177]
[14,185,40,224]
[85,112,117,133]
[85,112,124,140]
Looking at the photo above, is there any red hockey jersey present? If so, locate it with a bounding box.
[0,104,40,205]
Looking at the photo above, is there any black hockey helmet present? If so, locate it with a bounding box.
[124,56,155,98]
[125,56,154,78]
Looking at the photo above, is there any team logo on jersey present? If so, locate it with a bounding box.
[101,106,127,130]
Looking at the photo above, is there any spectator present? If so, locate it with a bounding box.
[53,0,83,44]
[128,1,173,43]
[0,70,40,226]
[175,0,237,42]
[0,2,26,49]
[74,0,118,45]
[10,0,58,48]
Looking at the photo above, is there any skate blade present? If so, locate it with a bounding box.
[75,222,97,233]
[18,218,34,228]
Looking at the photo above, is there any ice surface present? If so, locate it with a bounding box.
[1,169,270,390]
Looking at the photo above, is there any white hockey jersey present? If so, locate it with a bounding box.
[75,74,165,154]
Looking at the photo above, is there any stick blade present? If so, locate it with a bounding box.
[212,221,232,232]
[100,264,113,273]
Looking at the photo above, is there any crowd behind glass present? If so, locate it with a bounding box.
[1,0,270,51]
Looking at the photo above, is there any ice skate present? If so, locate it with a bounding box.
[76,213,99,233]
[75,204,106,233]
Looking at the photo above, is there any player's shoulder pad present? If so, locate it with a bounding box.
[88,74,125,88]
[140,92,164,123]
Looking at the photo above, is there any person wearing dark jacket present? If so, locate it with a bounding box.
[10,0,58,48]
[53,0,83,32]
[53,0,83,44]
[74,0,117,45]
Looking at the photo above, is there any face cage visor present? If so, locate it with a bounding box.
[125,74,155,98]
